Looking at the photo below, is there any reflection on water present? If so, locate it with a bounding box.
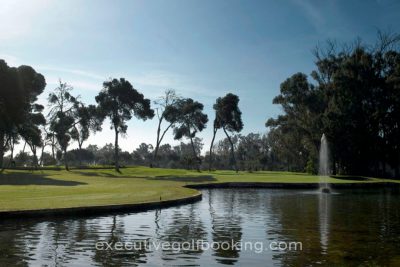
[319,193,330,255]
[0,188,400,266]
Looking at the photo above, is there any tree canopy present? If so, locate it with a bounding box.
[172,98,208,171]
[95,78,154,171]
[0,60,46,168]
[209,93,243,172]
[266,33,400,177]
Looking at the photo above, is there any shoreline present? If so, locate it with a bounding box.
[1,181,398,219]
[186,181,400,189]
[0,192,202,219]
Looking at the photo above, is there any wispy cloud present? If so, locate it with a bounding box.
[38,66,106,80]
[291,0,325,33]
[130,71,183,88]
[128,71,221,99]
[1,54,218,99]
[45,76,101,91]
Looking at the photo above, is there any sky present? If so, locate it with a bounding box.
[1,0,399,154]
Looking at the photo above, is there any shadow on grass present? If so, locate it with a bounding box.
[214,171,309,176]
[0,172,86,186]
[73,171,120,178]
[72,171,147,179]
[72,170,216,182]
[146,175,217,182]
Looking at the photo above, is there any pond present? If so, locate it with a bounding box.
[0,188,399,266]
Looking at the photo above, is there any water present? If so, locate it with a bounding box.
[1,188,400,266]
[319,133,330,191]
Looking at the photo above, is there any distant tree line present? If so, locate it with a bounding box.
[1,32,399,177]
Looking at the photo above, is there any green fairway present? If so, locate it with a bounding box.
[0,167,397,212]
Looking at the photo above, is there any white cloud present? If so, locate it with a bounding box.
[38,66,106,80]
[128,71,221,99]
[1,53,219,101]
[0,0,52,41]
[45,76,101,92]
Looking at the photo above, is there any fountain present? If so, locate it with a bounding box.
[319,134,331,193]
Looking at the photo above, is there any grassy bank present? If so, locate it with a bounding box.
[0,167,397,212]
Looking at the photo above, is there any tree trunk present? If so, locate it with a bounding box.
[22,141,27,154]
[151,118,163,168]
[223,127,238,173]
[39,145,46,166]
[189,135,201,172]
[0,131,4,170]
[332,154,337,175]
[114,128,120,172]
[152,121,172,168]
[64,149,69,171]
[32,148,38,170]
[51,135,56,160]
[78,142,83,167]
[7,136,15,168]
[10,143,14,162]
[208,127,217,172]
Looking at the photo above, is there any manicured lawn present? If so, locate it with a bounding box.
[0,167,397,211]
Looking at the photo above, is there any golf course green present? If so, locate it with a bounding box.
[0,167,397,212]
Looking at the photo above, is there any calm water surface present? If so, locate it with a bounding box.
[0,188,399,267]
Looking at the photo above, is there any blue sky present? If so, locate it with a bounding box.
[1,0,399,153]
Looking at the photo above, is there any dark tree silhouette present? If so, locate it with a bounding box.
[266,32,400,177]
[210,93,243,172]
[95,78,154,172]
[0,60,46,169]
[19,104,46,168]
[172,98,208,171]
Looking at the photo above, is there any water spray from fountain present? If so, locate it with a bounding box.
[319,134,331,193]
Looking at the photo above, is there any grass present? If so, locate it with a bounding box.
[0,167,397,212]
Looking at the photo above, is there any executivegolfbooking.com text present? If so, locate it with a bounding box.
[95,239,303,253]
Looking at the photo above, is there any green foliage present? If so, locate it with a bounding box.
[172,98,208,140]
[305,157,316,174]
[210,93,243,172]
[0,60,46,168]
[213,93,243,132]
[95,78,154,171]
[171,98,208,170]
[266,33,400,177]
[47,81,80,170]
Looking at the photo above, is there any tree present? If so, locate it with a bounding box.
[40,151,57,166]
[133,143,153,166]
[71,103,103,165]
[38,124,57,166]
[48,80,79,171]
[95,78,154,172]
[210,93,243,172]
[265,73,319,172]
[151,89,181,167]
[172,98,208,171]
[19,104,46,168]
[266,32,400,177]
[5,131,19,168]
[0,60,46,169]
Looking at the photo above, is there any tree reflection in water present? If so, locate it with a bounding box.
[0,188,399,266]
